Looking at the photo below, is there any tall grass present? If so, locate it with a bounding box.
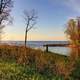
[0,43,79,79]
[0,44,69,79]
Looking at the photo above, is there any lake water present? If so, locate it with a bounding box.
[1,41,71,56]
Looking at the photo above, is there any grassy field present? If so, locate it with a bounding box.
[0,44,79,80]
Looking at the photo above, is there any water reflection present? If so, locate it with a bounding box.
[48,47,71,56]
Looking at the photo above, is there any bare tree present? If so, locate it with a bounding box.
[23,9,37,46]
[0,0,13,41]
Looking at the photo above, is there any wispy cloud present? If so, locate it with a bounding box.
[63,0,80,13]
[50,0,80,13]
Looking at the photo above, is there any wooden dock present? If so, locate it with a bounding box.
[43,43,70,52]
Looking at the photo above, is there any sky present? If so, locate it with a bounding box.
[3,0,80,41]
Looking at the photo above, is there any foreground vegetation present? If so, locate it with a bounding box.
[0,44,79,80]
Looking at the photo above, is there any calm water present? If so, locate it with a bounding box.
[1,41,71,56]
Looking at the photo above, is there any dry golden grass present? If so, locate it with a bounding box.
[0,44,71,79]
[1,44,80,79]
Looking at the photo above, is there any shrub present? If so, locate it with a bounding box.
[70,58,80,79]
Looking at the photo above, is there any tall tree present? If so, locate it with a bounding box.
[65,19,77,45]
[23,9,37,46]
[65,17,80,59]
[0,0,13,41]
[65,18,80,46]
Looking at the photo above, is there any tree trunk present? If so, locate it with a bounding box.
[25,29,27,47]
[24,19,29,47]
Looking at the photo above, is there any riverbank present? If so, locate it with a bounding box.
[0,44,78,79]
[1,41,69,55]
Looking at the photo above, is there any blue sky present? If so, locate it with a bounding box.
[3,0,80,41]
